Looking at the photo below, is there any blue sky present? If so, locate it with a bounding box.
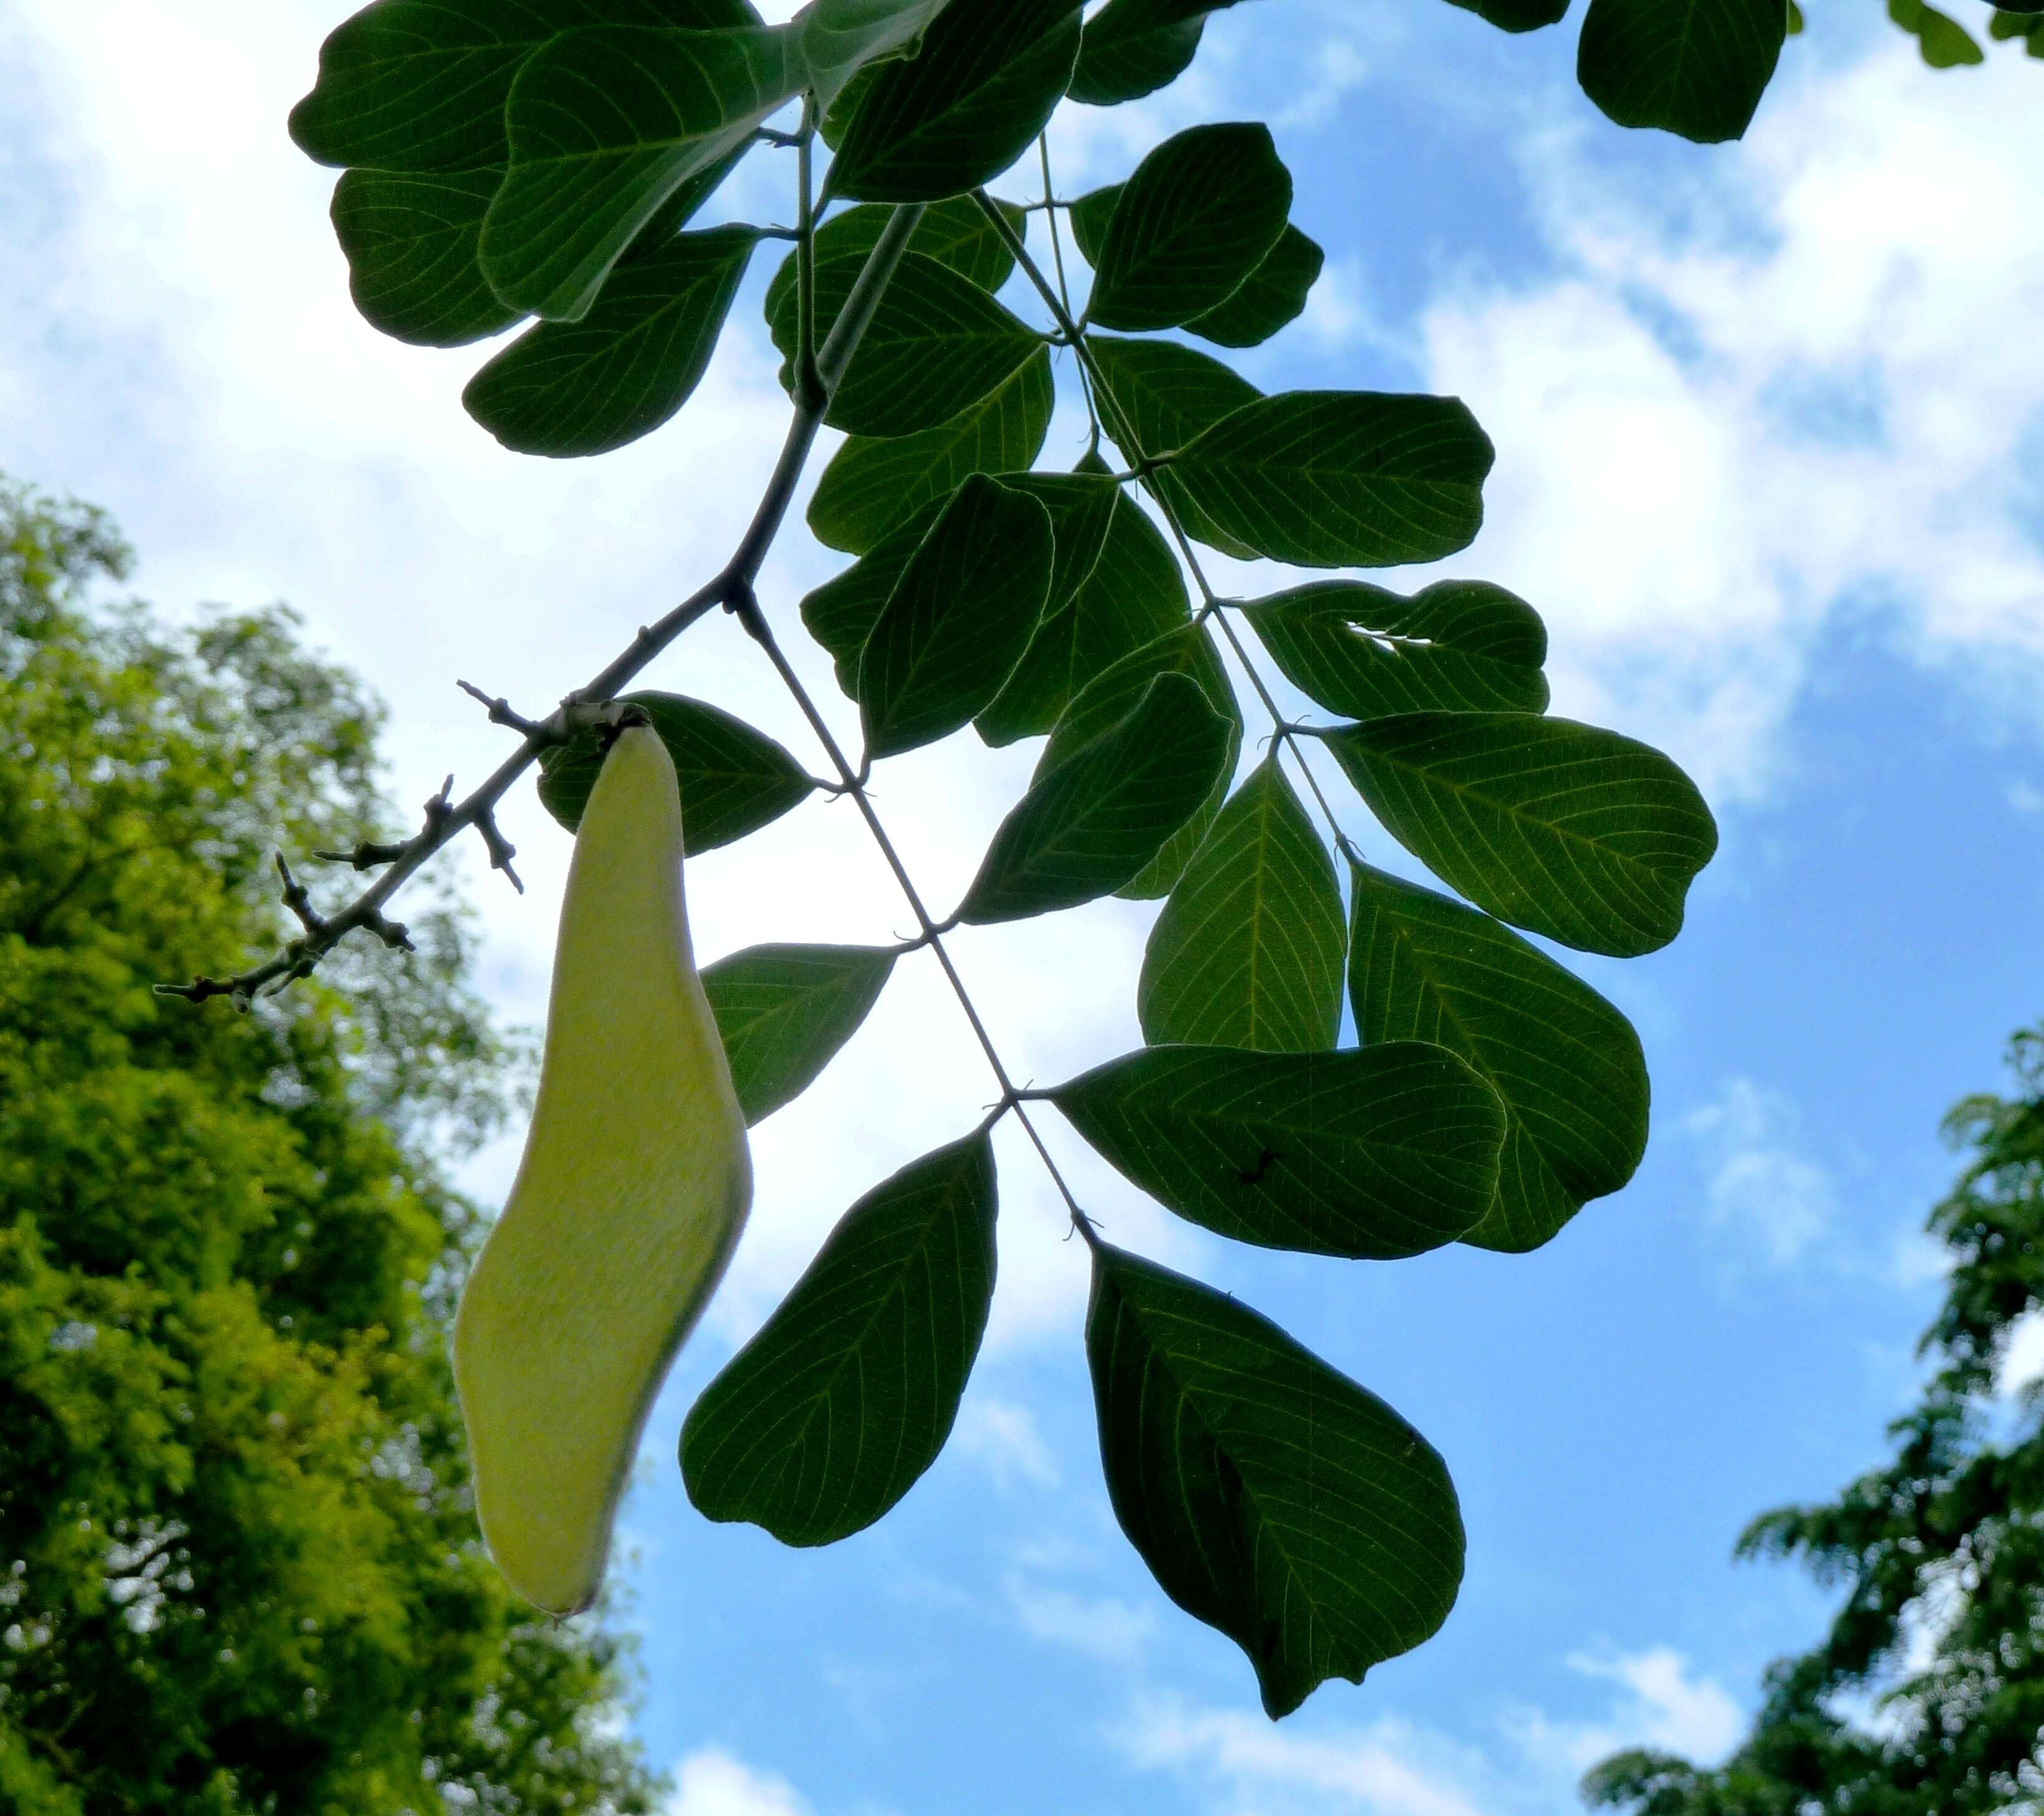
[6,3,2044,1812]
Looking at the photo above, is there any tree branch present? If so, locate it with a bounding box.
[158,201,927,1010]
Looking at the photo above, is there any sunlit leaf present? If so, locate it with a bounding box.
[1324,712,1719,957]
[803,0,949,114]
[1139,758,1345,1052]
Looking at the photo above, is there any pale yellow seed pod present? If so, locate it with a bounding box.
[454,722,751,1616]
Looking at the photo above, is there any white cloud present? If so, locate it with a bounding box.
[1684,1078,1836,1268]
[1998,1309,2044,1398]
[1506,1646,1745,1780]
[952,1394,1062,1492]
[1419,42,2044,799]
[1006,1575,1157,1664]
[667,1748,811,1816]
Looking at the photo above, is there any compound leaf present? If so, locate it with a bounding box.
[958,674,1230,922]
[1169,392,1493,568]
[1087,1243,1463,1718]
[330,167,523,345]
[1089,123,1291,331]
[537,690,812,847]
[1324,712,1718,957]
[682,1133,996,1545]
[859,475,1053,758]
[809,346,1054,553]
[1049,1043,1505,1258]
[701,942,898,1125]
[465,225,757,455]
[761,194,1026,323]
[1139,757,1344,1052]
[1246,579,1549,719]
[1346,861,1648,1252]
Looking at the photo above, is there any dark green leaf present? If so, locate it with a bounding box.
[1087,334,1262,559]
[803,0,948,113]
[1184,224,1324,348]
[464,225,757,455]
[800,500,948,695]
[701,943,897,1125]
[976,478,1170,746]
[958,674,1231,922]
[1049,1043,1505,1257]
[289,0,754,173]
[682,1133,996,1545]
[1346,860,1647,1253]
[1086,1244,1463,1718]
[808,346,1055,553]
[1577,0,1785,143]
[1245,578,1549,718]
[767,250,1043,436]
[1089,123,1291,331]
[1066,182,1122,263]
[1169,391,1493,568]
[1036,622,1240,899]
[330,167,523,346]
[1069,0,1251,104]
[536,690,813,847]
[763,195,1026,326]
[1889,0,1986,63]
[1324,712,1718,957]
[1139,758,1344,1052]
[827,0,1083,202]
[859,475,1053,758]
[482,24,800,319]
[1447,0,1570,30]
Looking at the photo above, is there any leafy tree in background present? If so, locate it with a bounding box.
[1584,1031,2044,1815]
[0,478,662,1815]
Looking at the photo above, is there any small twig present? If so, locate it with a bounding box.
[456,679,543,738]
[274,852,325,937]
[474,811,524,895]
[312,839,408,870]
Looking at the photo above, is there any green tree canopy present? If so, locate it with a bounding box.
[1584,1030,2044,1816]
[0,478,662,1815]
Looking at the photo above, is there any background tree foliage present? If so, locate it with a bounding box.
[0,477,661,1815]
[1584,1030,2044,1815]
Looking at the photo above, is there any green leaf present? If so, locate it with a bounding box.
[859,475,1054,758]
[1889,0,1986,64]
[682,1133,996,1545]
[1069,0,1251,104]
[803,0,948,114]
[1066,182,1122,263]
[536,691,814,846]
[1086,1244,1463,1719]
[763,195,1026,325]
[1577,0,1786,143]
[1089,123,1291,331]
[1036,622,1240,899]
[766,250,1043,437]
[1184,224,1324,349]
[483,24,801,320]
[976,478,1175,746]
[1086,334,1262,559]
[289,0,755,174]
[1323,712,1718,957]
[1245,579,1549,718]
[700,942,898,1125]
[807,347,1055,553]
[330,168,524,346]
[1139,758,1344,1052]
[1447,0,1571,30]
[800,500,948,695]
[957,674,1231,923]
[1052,1043,1504,1257]
[1169,391,1493,568]
[827,0,1083,202]
[1346,861,1647,1253]
[464,225,758,455]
